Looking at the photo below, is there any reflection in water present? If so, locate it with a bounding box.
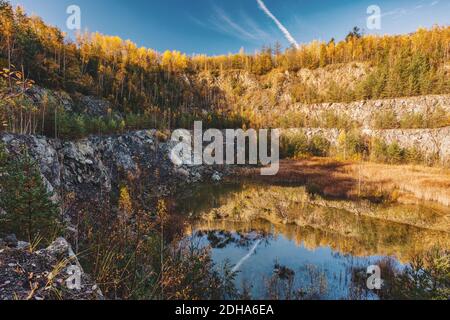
[231,239,262,273]
[176,182,450,299]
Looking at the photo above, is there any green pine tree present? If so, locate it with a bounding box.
[0,145,60,243]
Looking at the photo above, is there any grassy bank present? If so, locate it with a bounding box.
[239,158,450,207]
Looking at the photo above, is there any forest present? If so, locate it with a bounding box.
[1,0,449,301]
[0,0,449,138]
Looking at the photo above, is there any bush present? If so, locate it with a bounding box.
[290,82,320,104]
[57,113,86,139]
[351,249,450,300]
[399,112,426,129]
[371,139,405,164]
[280,133,331,159]
[309,134,330,157]
[373,110,400,129]
[382,249,450,300]
[374,108,450,130]
[426,106,450,128]
[314,110,357,130]
[337,130,368,160]
[274,111,307,128]
[370,138,388,163]
[405,146,425,164]
[280,132,309,159]
[386,142,405,164]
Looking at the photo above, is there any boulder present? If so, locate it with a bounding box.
[4,234,17,248]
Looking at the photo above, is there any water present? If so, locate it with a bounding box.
[176,182,450,300]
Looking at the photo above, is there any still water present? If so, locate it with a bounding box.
[176,182,450,300]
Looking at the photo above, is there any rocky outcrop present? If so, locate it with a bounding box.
[1,130,229,222]
[363,127,450,163]
[27,86,75,114]
[26,85,124,120]
[283,126,450,165]
[290,95,450,129]
[0,237,103,300]
[74,95,116,118]
[0,129,230,300]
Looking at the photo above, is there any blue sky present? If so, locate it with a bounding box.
[10,0,450,55]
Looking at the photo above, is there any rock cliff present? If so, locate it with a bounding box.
[1,130,227,223]
[283,126,450,165]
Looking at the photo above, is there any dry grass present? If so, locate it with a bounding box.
[239,158,450,207]
[348,162,450,206]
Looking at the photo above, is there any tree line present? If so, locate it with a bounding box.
[0,0,449,131]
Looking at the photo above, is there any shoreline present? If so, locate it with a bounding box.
[236,158,450,207]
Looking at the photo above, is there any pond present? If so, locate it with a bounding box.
[175,182,450,300]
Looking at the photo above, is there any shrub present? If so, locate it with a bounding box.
[369,138,432,165]
[382,249,450,300]
[386,142,405,164]
[280,132,309,159]
[337,129,368,160]
[57,113,87,139]
[290,82,320,104]
[274,111,307,128]
[317,110,356,129]
[309,134,330,157]
[375,108,450,130]
[370,138,388,163]
[426,106,450,128]
[373,110,399,129]
[280,133,331,159]
[351,249,450,300]
[405,146,425,164]
[399,112,425,129]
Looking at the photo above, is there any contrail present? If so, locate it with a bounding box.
[232,239,262,273]
[256,0,299,49]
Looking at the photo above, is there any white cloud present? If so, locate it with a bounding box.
[213,7,259,41]
[381,1,442,20]
[194,6,273,44]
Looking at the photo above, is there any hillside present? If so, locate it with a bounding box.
[1,0,450,301]
[1,0,450,138]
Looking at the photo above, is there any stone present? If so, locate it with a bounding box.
[0,128,229,223]
[45,237,69,256]
[0,237,104,300]
[176,168,190,178]
[4,234,18,248]
[211,172,222,182]
[282,126,450,165]
[17,242,30,250]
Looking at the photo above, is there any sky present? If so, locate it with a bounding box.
[9,0,450,55]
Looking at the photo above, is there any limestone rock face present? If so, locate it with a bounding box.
[290,95,450,129]
[282,126,450,165]
[27,86,75,114]
[75,95,114,118]
[26,85,123,120]
[1,130,227,220]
